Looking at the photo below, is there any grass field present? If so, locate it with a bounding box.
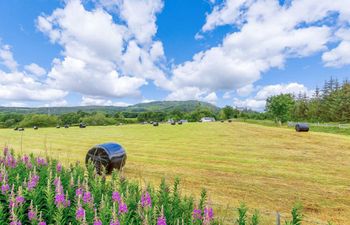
[0,122,350,224]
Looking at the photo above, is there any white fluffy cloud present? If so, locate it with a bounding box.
[37,0,167,100]
[166,0,350,102]
[322,28,350,67]
[0,45,18,71]
[234,83,313,111]
[81,96,130,106]
[0,45,67,102]
[166,87,218,104]
[25,63,46,76]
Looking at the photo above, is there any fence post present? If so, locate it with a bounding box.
[276,212,280,225]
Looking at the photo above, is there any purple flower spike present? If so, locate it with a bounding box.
[204,207,214,221]
[15,196,25,205]
[76,206,85,220]
[28,209,36,221]
[83,191,92,204]
[76,188,83,197]
[38,222,46,225]
[28,175,40,191]
[56,163,62,173]
[94,219,102,225]
[118,201,128,214]
[1,183,9,194]
[157,216,167,225]
[141,192,152,208]
[55,193,65,207]
[110,219,120,225]
[112,191,121,203]
[192,208,202,220]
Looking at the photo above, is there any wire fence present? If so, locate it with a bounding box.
[287,122,350,129]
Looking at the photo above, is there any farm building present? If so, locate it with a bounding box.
[200,117,215,122]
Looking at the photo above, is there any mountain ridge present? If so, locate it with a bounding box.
[0,100,220,114]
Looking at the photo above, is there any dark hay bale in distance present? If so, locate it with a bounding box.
[14,127,18,131]
[171,121,176,125]
[221,120,224,123]
[178,121,182,125]
[33,126,38,130]
[295,123,309,132]
[18,128,24,131]
[153,122,159,126]
[56,125,60,129]
[64,124,69,128]
[228,119,232,123]
[79,123,86,128]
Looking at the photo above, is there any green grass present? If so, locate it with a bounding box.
[237,119,350,136]
[0,122,350,224]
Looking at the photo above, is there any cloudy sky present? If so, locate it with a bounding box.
[0,0,349,110]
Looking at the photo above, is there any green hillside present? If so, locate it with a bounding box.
[0,100,219,115]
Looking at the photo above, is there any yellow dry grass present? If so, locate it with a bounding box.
[0,122,349,224]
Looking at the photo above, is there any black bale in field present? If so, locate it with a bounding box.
[64,124,69,128]
[228,119,232,123]
[178,121,182,125]
[295,123,309,132]
[79,123,86,128]
[171,121,176,125]
[33,126,38,130]
[153,122,159,126]
[56,125,60,128]
[14,127,18,131]
[18,128,24,131]
[86,142,127,174]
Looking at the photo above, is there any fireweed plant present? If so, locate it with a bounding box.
[0,147,220,225]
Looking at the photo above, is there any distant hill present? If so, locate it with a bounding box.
[0,100,220,114]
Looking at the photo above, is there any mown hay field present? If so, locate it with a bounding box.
[0,122,349,224]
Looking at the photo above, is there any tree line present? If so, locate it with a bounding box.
[266,77,350,123]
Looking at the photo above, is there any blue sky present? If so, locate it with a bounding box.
[0,0,349,110]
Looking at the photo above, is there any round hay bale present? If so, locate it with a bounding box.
[295,123,309,132]
[221,120,224,123]
[228,119,232,123]
[86,142,127,174]
[79,123,86,128]
[14,127,18,131]
[153,122,159,126]
[18,128,24,131]
[178,121,182,125]
[64,124,69,128]
[56,125,60,129]
[33,126,38,130]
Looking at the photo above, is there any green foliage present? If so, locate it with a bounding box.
[266,94,295,123]
[1,150,220,225]
[18,114,59,128]
[81,112,116,126]
[237,203,248,225]
[285,203,302,225]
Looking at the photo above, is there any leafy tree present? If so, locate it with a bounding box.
[266,94,295,124]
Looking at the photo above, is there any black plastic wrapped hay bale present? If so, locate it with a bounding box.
[178,121,182,125]
[153,122,159,126]
[64,124,69,128]
[33,126,38,130]
[228,119,232,123]
[171,121,176,125]
[56,125,60,129]
[14,127,18,131]
[18,128,24,131]
[79,123,86,128]
[295,123,309,132]
[86,142,127,174]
